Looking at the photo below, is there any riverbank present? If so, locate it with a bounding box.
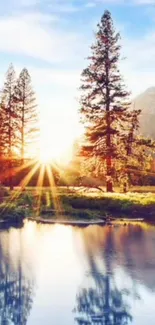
[0,187,155,226]
[35,187,155,220]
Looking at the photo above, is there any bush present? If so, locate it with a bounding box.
[0,186,9,198]
[17,192,34,208]
[0,202,27,220]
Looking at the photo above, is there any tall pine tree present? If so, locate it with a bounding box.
[119,108,155,190]
[0,64,18,189]
[15,68,39,163]
[0,105,6,157]
[80,10,130,192]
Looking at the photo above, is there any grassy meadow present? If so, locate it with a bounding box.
[1,186,155,224]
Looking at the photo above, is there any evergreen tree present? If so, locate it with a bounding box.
[80,10,130,192]
[0,105,7,175]
[0,105,6,157]
[118,108,155,191]
[0,64,18,189]
[15,68,39,162]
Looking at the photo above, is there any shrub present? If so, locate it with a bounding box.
[0,186,9,198]
[0,203,27,220]
[17,192,34,207]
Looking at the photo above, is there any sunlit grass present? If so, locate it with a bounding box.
[1,155,155,222]
[46,164,62,217]
[36,164,45,215]
[0,160,62,218]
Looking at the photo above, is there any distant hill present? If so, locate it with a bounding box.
[133,87,155,139]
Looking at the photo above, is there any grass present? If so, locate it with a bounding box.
[0,202,27,219]
[1,186,155,223]
[0,186,31,224]
[59,190,155,219]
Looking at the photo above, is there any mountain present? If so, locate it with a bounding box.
[133,87,155,139]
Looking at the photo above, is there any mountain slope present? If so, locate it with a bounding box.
[133,87,155,139]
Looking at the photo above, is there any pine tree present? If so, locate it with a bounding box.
[0,105,6,156]
[0,64,18,189]
[80,10,130,192]
[15,68,39,162]
[0,105,7,174]
[117,108,155,191]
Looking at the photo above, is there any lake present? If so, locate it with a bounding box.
[0,221,155,324]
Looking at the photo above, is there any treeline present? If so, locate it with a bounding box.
[78,10,155,192]
[0,64,39,189]
[2,153,155,188]
[0,10,155,192]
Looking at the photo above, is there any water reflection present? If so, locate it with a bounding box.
[0,222,154,324]
[0,229,35,325]
[74,223,155,325]
[77,223,155,290]
[75,274,132,325]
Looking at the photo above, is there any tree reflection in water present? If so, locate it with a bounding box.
[0,230,34,325]
[75,272,132,325]
[74,225,143,325]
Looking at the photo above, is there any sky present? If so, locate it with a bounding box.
[1,0,155,157]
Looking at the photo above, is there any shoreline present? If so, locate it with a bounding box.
[28,216,145,227]
[28,217,106,226]
[1,187,155,228]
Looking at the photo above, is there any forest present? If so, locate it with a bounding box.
[0,10,155,194]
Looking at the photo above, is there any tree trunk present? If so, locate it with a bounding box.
[105,43,113,193]
[106,180,113,192]
[21,98,25,165]
[8,103,13,190]
[105,78,113,191]
[9,159,13,190]
[123,181,127,193]
[9,177,13,191]
[106,154,113,192]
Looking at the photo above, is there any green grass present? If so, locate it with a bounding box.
[59,191,155,218]
[1,186,155,222]
[0,202,27,221]
[22,187,155,220]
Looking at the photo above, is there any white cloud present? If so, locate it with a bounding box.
[21,12,59,23]
[29,66,81,89]
[19,0,38,5]
[90,0,155,4]
[47,0,99,13]
[48,3,81,13]
[0,12,86,63]
[133,0,155,3]
[8,0,155,10]
[10,0,39,7]
[1,1,155,104]
[12,0,124,12]
[0,15,54,61]
[84,2,97,8]
[120,31,155,96]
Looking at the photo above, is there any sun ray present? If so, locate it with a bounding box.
[0,161,41,215]
[0,158,38,184]
[46,164,62,218]
[45,191,50,208]
[35,164,45,216]
[10,161,40,202]
[47,161,72,187]
[19,162,40,190]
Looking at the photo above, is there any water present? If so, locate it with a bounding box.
[0,221,155,324]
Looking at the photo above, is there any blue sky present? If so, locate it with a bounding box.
[1,0,155,155]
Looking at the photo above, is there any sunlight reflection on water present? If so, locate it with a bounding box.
[0,221,155,324]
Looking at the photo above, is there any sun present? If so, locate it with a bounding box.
[39,134,73,165]
[38,115,84,165]
[39,149,53,164]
